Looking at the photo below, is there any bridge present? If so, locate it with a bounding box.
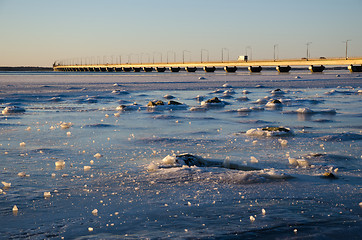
[53,57,362,73]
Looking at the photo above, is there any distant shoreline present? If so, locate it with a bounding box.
[0,66,53,71]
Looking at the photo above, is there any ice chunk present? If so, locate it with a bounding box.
[262,209,266,215]
[55,160,65,169]
[92,209,98,216]
[297,107,314,114]
[19,142,26,147]
[2,106,25,115]
[17,172,27,177]
[237,108,252,112]
[222,83,231,88]
[13,205,18,213]
[163,94,174,99]
[246,127,292,137]
[296,159,310,168]
[84,166,91,171]
[201,97,225,108]
[265,99,282,108]
[60,122,72,129]
[278,139,288,146]
[250,156,259,163]
[2,181,11,188]
[94,153,103,158]
[288,158,298,166]
[88,227,93,232]
[44,192,51,198]
[250,216,255,222]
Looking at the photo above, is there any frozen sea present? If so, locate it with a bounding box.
[0,70,361,239]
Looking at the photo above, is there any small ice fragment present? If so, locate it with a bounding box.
[92,209,98,216]
[295,76,301,79]
[84,166,91,171]
[359,202,362,207]
[44,192,51,198]
[94,153,103,158]
[294,229,298,233]
[18,172,26,177]
[288,158,298,166]
[19,142,26,147]
[90,160,94,165]
[252,140,258,145]
[262,209,266,215]
[296,159,309,168]
[66,131,71,136]
[105,114,109,118]
[0,189,3,194]
[250,216,255,222]
[199,76,206,80]
[278,139,288,146]
[51,173,56,178]
[250,156,259,163]
[60,122,72,129]
[222,83,231,88]
[187,202,192,206]
[2,181,11,188]
[55,160,65,167]
[13,205,18,213]
[114,112,121,117]
[88,227,93,232]
[25,127,31,131]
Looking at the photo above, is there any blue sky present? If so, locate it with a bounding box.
[1,0,361,66]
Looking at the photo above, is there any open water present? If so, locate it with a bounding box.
[0,70,361,239]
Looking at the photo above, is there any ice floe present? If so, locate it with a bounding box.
[200,97,225,108]
[147,153,291,184]
[246,127,293,137]
[116,103,141,111]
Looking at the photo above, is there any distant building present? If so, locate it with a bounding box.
[238,55,248,62]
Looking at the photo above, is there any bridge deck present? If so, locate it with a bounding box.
[53,57,362,71]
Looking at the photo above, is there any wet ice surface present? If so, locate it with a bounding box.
[0,71,361,239]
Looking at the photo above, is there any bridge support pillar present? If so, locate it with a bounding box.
[224,66,237,73]
[348,64,362,72]
[169,67,181,72]
[185,66,197,72]
[248,66,262,73]
[276,65,291,73]
[309,65,325,73]
[203,66,216,72]
[155,67,166,72]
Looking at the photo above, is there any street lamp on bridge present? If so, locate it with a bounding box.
[306,42,312,60]
[183,50,191,64]
[221,48,229,63]
[343,39,351,60]
[245,46,252,60]
[273,44,279,61]
[201,49,209,63]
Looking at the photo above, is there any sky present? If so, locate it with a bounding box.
[0,0,361,67]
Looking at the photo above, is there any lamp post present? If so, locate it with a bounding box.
[153,52,162,64]
[167,51,176,64]
[245,46,252,60]
[344,39,351,60]
[183,50,190,64]
[306,42,312,60]
[201,49,209,63]
[222,48,229,63]
[273,44,278,61]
